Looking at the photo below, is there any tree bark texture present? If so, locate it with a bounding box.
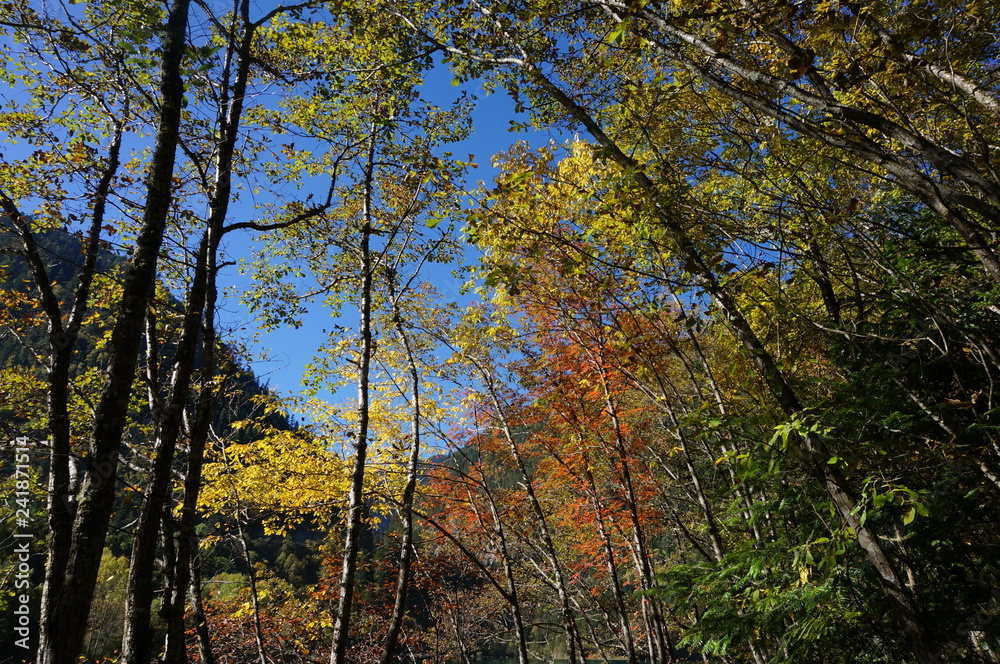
[37,0,191,659]
[329,126,377,664]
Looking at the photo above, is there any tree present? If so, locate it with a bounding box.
[233,13,471,655]
[1,0,192,656]
[117,0,341,656]
[4,0,1000,661]
[463,133,1000,662]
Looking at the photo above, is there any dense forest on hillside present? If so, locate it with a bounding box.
[1,1,1000,663]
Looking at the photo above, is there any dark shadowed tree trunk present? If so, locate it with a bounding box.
[121,0,258,657]
[36,0,192,659]
[1,115,123,663]
[121,234,209,664]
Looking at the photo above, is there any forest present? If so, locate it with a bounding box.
[1,0,999,663]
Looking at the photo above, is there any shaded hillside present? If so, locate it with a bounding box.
[0,218,292,435]
[0,220,308,659]
[0,221,117,372]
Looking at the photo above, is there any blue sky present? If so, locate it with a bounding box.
[0,15,555,413]
[215,64,554,405]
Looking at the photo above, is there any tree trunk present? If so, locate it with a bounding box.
[189,546,217,664]
[329,125,378,664]
[122,236,209,664]
[37,0,191,659]
[595,372,671,664]
[160,237,223,664]
[485,384,585,664]
[2,118,122,664]
[580,459,637,664]
[379,275,422,664]
[479,483,531,664]
[156,0,255,662]
[234,508,269,664]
